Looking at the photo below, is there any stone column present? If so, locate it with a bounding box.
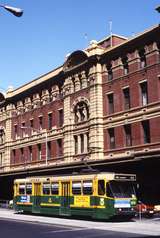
[3,104,14,171]
[63,87,74,162]
[75,74,80,92]
[89,62,104,160]
[84,133,88,153]
[81,71,88,88]
[77,135,81,155]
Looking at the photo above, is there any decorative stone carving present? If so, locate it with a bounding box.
[41,89,50,105]
[51,85,59,101]
[16,101,24,114]
[62,77,71,96]
[75,74,80,92]
[32,93,41,108]
[74,100,89,123]
[24,97,32,111]
[81,71,88,88]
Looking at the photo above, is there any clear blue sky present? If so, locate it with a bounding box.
[0,0,159,92]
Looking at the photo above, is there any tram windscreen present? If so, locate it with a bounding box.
[107,181,136,198]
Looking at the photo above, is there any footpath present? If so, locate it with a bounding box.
[0,208,160,236]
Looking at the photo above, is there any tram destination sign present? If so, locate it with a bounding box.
[114,174,136,181]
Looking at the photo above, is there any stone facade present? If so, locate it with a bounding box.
[0,25,160,175]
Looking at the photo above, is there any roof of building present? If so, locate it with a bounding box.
[4,24,160,100]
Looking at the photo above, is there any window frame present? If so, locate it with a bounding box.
[42,182,51,195]
[108,128,115,149]
[82,180,93,195]
[51,182,59,195]
[72,181,82,195]
[98,179,105,196]
[107,93,114,114]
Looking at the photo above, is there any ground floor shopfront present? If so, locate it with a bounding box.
[0,155,160,205]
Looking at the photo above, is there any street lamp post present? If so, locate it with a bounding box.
[155,5,160,13]
[0,4,23,17]
[21,126,48,166]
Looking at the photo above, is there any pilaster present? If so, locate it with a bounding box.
[89,63,104,160]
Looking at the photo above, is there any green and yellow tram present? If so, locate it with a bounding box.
[13,172,137,220]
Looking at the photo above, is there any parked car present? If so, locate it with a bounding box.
[154,205,160,214]
[135,202,154,218]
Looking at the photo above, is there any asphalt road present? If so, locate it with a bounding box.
[0,219,156,238]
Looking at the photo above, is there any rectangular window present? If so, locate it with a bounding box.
[124,124,132,147]
[51,182,59,195]
[142,120,150,144]
[139,49,146,68]
[57,139,63,157]
[48,113,52,130]
[12,150,16,164]
[19,184,25,195]
[39,116,43,130]
[107,65,113,81]
[20,148,24,161]
[86,133,89,152]
[80,134,84,153]
[38,144,41,160]
[14,125,18,139]
[83,180,93,195]
[47,141,51,159]
[43,183,50,195]
[26,183,32,195]
[0,128,4,144]
[108,93,114,114]
[59,109,64,127]
[30,119,34,129]
[29,146,32,161]
[140,81,148,106]
[21,122,25,137]
[98,180,105,195]
[108,128,115,149]
[72,181,81,195]
[122,57,129,75]
[123,87,130,110]
[0,153,2,166]
[74,135,78,154]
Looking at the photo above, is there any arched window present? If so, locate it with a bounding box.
[74,101,89,123]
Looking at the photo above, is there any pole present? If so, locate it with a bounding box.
[109,20,113,47]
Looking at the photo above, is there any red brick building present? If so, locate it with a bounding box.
[0,25,160,202]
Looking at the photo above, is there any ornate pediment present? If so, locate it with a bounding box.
[63,50,88,72]
[0,92,5,104]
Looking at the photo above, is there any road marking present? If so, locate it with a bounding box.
[46,228,91,233]
[151,217,160,221]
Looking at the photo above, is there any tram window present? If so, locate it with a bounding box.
[26,183,32,195]
[83,180,93,195]
[19,184,25,195]
[43,183,50,195]
[98,180,105,195]
[51,182,59,195]
[72,181,81,195]
[106,183,113,197]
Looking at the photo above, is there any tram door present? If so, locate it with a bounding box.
[32,183,41,213]
[60,182,71,216]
